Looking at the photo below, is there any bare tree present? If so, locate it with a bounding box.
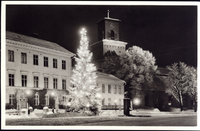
[165,62,197,111]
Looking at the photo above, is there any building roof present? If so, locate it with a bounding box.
[156,67,170,76]
[6,31,74,56]
[96,17,121,23]
[96,71,125,84]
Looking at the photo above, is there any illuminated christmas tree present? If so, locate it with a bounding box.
[70,28,101,114]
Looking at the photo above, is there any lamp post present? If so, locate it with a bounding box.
[114,99,117,112]
[51,92,55,112]
[124,91,130,116]
[67,102,71,107]
[26,90,31,115]
[86,103,90,111]
[51,91,59,113]
[168,101,172,111]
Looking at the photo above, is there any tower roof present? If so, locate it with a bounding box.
[96,10,121,23]
[96,17,121,23]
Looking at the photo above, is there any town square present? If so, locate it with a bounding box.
[1,1,198,129]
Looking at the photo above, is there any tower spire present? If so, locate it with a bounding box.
[107,10,110,18]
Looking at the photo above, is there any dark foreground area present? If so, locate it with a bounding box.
[6,114,197,126]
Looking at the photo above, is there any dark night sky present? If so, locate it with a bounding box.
[6,5,197,67]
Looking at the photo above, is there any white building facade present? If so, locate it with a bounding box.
[6,31,74,110]
[96,72,125,109]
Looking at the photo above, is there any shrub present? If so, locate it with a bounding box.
[6,103,16,109]
[89,104,101,115]
[34,104,43,109]
[59,104,67,109]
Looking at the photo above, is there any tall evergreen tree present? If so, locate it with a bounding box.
[69,28,101,114]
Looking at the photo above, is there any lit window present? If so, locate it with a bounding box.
[45,95,49,106]
[21,53,27,64]
[34,76,39,88]
[33,55,38,65]
[9,74,14,86]
[108,85,111,93]
[102,84,105,93]
[44,57,48,67]
[62,79,66,90]
[34,93,39,106]
[22,75,27,87]
[62,60,66,70]
[53,59,57,68]
[53,78,58,89]
[44,77,48,89]
[9,94,15,105]
[8,50,14,62]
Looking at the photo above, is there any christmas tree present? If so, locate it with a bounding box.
[70,28,101,114]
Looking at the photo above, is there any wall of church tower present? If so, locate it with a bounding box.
[105,20,119,40]
[97,19,120,41]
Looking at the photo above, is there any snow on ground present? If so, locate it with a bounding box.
[100,110,124,116]
[6,109,44,119]
[6,112,38,119]
[6,108,195,119]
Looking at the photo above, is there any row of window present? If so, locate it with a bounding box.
[9,93,122,106]
[9,74,67,90]
[9,93,40,106]
[8,50,66,69]
[104,45,125,49]
[101,84,122,94]
[9,93,68,106]
[102,98,122,105]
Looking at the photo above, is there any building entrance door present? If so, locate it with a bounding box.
[19,95,27,109]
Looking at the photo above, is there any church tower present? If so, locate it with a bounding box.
[90,10,127,62]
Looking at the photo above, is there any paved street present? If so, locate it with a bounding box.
[6,114,197,126]
[77,115,197,126]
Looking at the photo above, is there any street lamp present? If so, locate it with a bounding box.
[51,92,55,112]
[51,91,59,113]
[96,93,101,98]
[86,103,90,108]
[66,102,71,112]
[114,99,117,112]
[133,98,140,112]
[67,102,71,107]
[26,90,31,115]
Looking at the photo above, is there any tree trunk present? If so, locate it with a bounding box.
[194,94,197,112]
[178,91,183,111]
